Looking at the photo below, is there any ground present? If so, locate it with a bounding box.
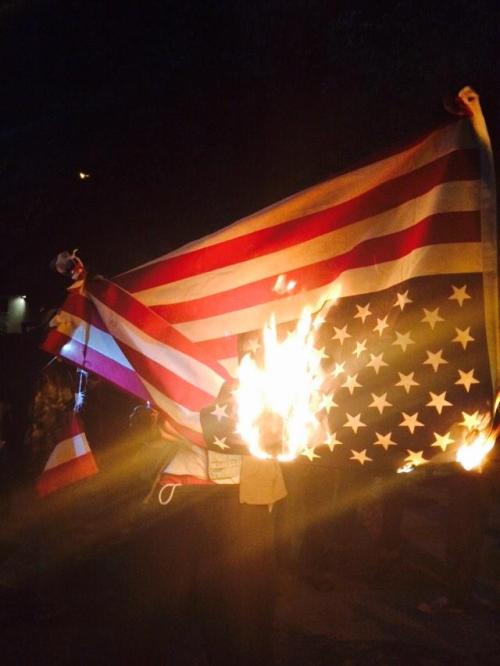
[1,470,499,665]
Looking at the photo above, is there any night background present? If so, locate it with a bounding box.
[1,2,500,664]
[1,0,499,311]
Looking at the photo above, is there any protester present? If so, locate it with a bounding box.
[102,397,277,666]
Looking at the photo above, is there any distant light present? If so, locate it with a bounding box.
[79,172,90,180]
[12,296,27,314]
[22,295,27,300]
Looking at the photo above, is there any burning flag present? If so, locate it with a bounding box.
[43,88,498,480]
[455,404,499,471]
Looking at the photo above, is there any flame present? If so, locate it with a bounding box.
[235,307,326,461]
[456,427,497,471]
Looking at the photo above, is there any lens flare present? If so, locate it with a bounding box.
[235,307,326,461]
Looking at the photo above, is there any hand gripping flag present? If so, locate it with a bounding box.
[42,88,498,478]
[36,412,98,497]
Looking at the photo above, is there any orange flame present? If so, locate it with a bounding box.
[235,287,340,461]
[235,308,323,460]
[456,401,498,471]
[456,428,496,471]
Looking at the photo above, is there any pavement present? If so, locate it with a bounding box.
[1,470,500,665]
[273,473,500,665]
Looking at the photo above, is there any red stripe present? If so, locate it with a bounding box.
[117,149,479,292]
[43,330,206,435]
[60,290,108,328]
[36,452,98,497]
[87,278,230,381]
[150,211,481,323]
[42,330,152,401]
[197,334,239,360]
[44,291,235,364]
[54,291,111,337]
[159,474,213,486]
[117,341,219,411]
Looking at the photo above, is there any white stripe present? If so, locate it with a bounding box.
[57,314,134,370]
[123,120,474,273]
[88,296,225,398]
[162,442,209,478]
[174,242,483,342]
[44,433,90,470]
[135,181,479,306]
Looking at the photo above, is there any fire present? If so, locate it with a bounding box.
[235,307,327,461]
[456,427,497,471]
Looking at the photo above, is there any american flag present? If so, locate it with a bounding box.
[200,273,494,470]
[43,92,498,481]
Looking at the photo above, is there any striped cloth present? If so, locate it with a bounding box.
[36,413,98,497]
[42,98,498,483]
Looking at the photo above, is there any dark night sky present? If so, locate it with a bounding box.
[1,0,499,311]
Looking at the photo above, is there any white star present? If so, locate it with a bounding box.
[421,307,444,330]
[212,435,230,450]
[373,315,389,336]
[211,403,229,421]
[366,352,388,374]
[449,284,471,307]
[353,339,368,358]
[317,392,337,414]
[423,349,448,372]
[323,431,342,452]
[404,450,428,467]
[342,373,362,395]
[395,371,419,394]
[399,412,424,434]
[354,303,372,323]
[374,432,397,451]
[455,369,480,392]
[301,446,321,462]
[332,325,351,345]
[453,327,475,350]
[343,413,366,434]
[431,431,455,452]
[393,290,413,311]
[392,330,415,352]
[460,410,482,431]
[426,391,452,415]
[244,337,261,355]
[350,449,373,465]
[332,361,346,378]
[313,346,330,362]
[369,392,392,414]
